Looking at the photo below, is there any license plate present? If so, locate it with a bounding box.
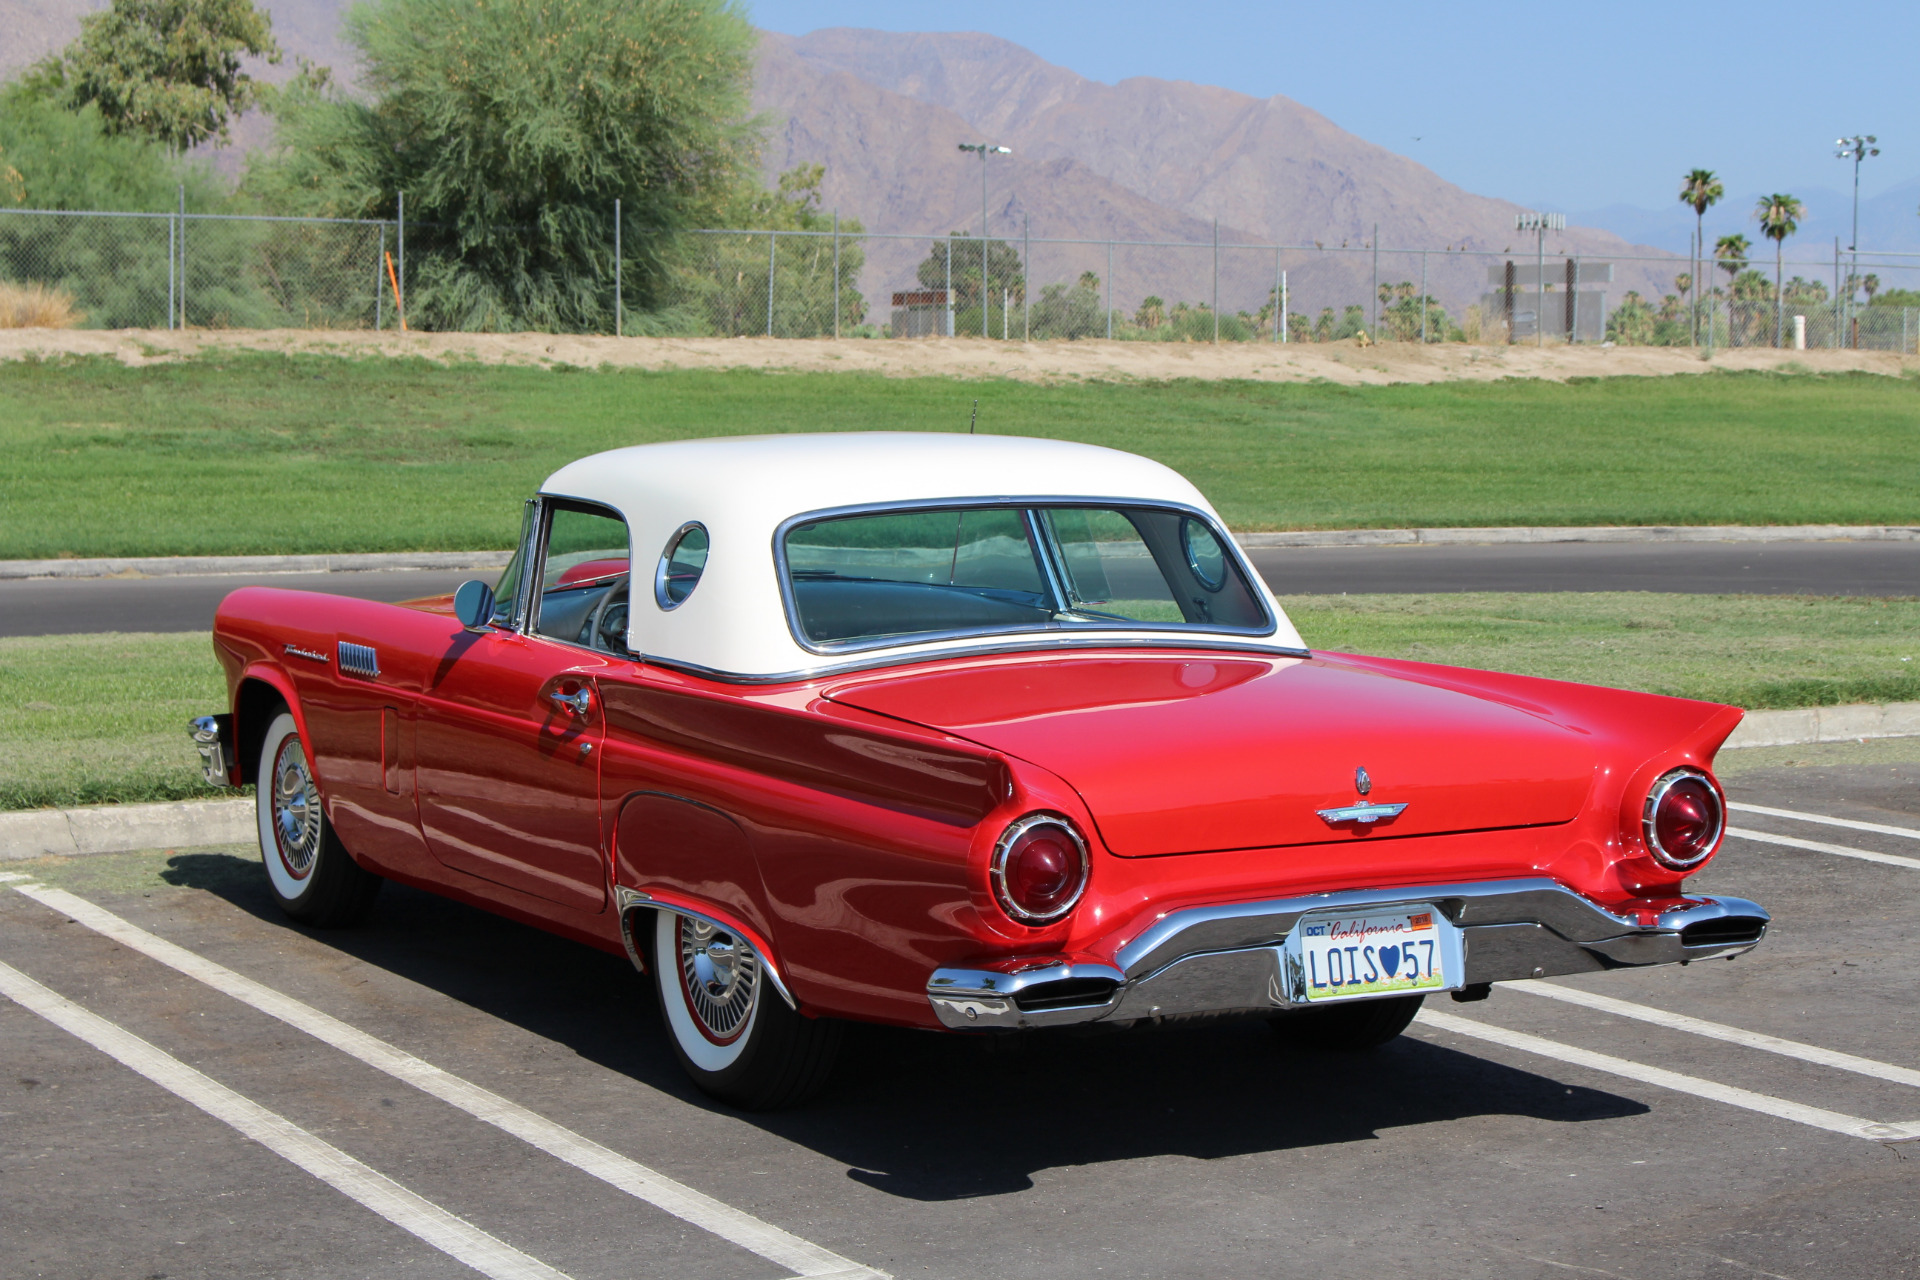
[1287,905,1459,1003]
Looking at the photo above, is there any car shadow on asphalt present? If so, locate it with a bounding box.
[164,852,1648,1202]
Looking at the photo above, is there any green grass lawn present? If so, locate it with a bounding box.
[6,593,1915,811]
[0,354,1916,558]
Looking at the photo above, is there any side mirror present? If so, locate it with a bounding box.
[452,580,496,632]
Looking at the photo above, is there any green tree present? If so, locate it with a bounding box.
[1753,193,1804,346]
[53,0,280,153]
[911,233,1024,333]
[668,164,866,337]
[253,0,756,331]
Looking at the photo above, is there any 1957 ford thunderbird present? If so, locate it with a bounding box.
[192,433,1768,1108]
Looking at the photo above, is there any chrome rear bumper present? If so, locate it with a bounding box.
[926,878,1769,1031]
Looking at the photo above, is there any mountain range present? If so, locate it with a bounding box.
[6,4,1697,322]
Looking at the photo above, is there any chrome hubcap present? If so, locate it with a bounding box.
[271,738,322,880]
[677,917,758,1041]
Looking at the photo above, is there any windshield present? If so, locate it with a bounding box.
[783,504,1270,649]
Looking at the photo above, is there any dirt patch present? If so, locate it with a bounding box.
[2,327,1915,384]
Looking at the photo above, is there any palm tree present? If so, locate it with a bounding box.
[1679,169,1723,340]
[1754,193,1805,346]
[1714,234,1750,289]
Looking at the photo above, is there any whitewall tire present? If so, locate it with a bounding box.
[256,710,382,926]
[650,909,842,1109]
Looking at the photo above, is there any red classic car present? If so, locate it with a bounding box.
[192,433,1767,1108]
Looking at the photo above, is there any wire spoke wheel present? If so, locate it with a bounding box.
[270,737,323,880]
[676,916,760,1043]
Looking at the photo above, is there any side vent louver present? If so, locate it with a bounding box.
[338,642,380,680]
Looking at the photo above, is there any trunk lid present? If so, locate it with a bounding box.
[826,655,1595,856]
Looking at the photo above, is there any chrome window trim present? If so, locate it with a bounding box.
[990,813,1090,924]
[653,521,709,612]
[1641,767,1726,870]
[1179,514,1226,592]
[637,633,1310,686]
[771,495,1278,658]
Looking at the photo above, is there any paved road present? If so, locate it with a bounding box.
[2,540,1915,637]
[4,761,1918,1279]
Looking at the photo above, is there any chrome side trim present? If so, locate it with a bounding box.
[613,887,797,1011]
[638,635,1311,687]
[188,714,233,787]
[284,644,329,664]
[925,879,1771,1031]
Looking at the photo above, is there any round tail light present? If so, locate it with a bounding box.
[991,814,1090,924]
[1642,768,1725,870]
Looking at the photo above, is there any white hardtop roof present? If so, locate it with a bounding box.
[538,432,1304,680]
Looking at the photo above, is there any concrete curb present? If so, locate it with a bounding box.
[0,550,515,581]
[1234,525,1920,549]
[4,700,1917,859]
[1720,700,1920,750]
[1,798,254,860]
[5,525,1918,580]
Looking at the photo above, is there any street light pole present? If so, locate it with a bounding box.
[1514,211,1565,347]
[1835,134,1878,320]
[958,143,1011,339]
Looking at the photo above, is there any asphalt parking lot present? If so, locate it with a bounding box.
[4,750,1919,1280]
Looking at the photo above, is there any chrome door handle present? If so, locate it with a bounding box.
[549,687,592,717]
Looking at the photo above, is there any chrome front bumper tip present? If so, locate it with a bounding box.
[189,714,234,787]
[926,879,1770,1032]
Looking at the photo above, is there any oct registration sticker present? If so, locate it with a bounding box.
[1286,906,1460,1003]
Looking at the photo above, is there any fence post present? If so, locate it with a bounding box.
[766,232,776,338]
[1106,239,1113,340]
[376,224,385,330]
[944,235,952,337]
[1211,218,1219,344]
[614,198,622,338]
[1022,215,1030,342]
[397,191,405,326]
[1370,224,1379,340]
[1419,250,1428,344]
[167,204,176,331]
[1281,270,1288,344]
[177,184,185,329]
[1272,245,1281,343]
[832,209,840,340]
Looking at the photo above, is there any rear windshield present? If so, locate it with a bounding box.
[783,504,1270,648]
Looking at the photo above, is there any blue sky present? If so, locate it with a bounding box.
[748,0,1920,236]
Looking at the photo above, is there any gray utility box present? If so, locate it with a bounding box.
[1483,262,1613,342]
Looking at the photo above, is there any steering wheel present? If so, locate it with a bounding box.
[582,575,632,655]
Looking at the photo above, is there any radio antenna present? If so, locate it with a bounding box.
[969,399,978,434]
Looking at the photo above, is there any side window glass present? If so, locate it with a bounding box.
[489,500,536,627]
[655,523,709,609]
[534,504,632,652]
[1043,508,1184,622]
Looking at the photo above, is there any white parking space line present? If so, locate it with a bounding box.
[0,958,573,1280]
[1416,1010,1920,1143]
[1726,826,1920,871]
[1729,801,1920,843]
[1509,982,1920,1089]
[13,883,890,1280]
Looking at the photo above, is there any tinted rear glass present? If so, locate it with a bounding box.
[784,505,1267,647]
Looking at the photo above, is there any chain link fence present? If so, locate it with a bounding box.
[0,208,399,330]
[5,205,1918,350]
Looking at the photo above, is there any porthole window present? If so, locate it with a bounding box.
[655,523,709,610]
[1181,516,1227,592]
